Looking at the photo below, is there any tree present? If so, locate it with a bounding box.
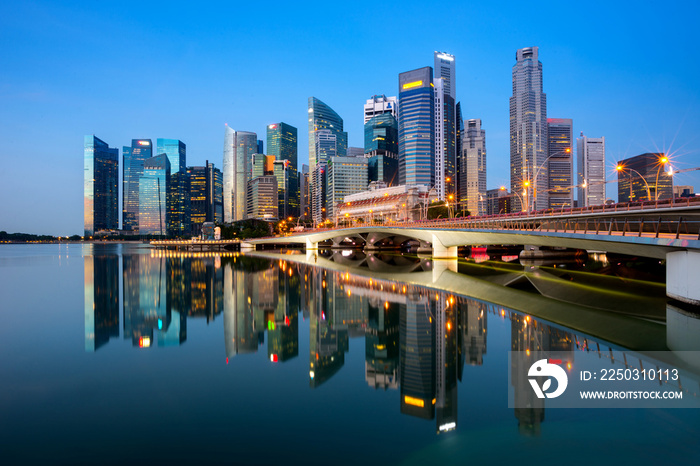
[427,200,449,220]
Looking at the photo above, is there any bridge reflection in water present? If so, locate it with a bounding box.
[84,245,700,436]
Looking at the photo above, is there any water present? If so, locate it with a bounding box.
[1,243,699,465]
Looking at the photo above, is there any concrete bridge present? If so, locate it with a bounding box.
[245,199,700,306]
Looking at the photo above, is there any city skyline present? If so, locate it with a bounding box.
[2,1,699,235]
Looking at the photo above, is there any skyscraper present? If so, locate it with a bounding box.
[398,67,434,187]
[273,159,298,219]
[187,160,222,232]
[576,133,606,207]
[156,138,188,236]
[308,98,347,221]
[223,127,258,222]
[84,135,119,237]
[300,164,310,221]
[208,162,224,224]
[364,95,398,124]
[455,102,464,202]
[547,118,574,208]
[434,51,457,198]
[122,139,152,231]
[267,122,299,216]
[462,119,487,215]
[139,154,170,235]
[326,156,368,223]
[365,113,399,186]
[510,47,547,211]
[246,176,278,220]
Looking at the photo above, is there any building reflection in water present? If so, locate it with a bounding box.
[83,248,595,436]
[84,251,119,351]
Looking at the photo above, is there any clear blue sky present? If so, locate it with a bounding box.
[1,0,698,235]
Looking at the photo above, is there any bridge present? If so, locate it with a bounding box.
[244,197,700,306]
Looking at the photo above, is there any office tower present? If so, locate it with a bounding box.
[347,147,364,158]
[187,161,221,233]
[547,118,574,208]
[257,139,264,155]
[300,165,310,220]
[510,47,547,211]
[364,95,398,123]
[434,78,446,199]
[486,188,511,215]
[250,153,267,180]
[84,135,119,237]
[122,139,152,231]
[312,163,327,224]
[398,67,434,187]
[84,253,119,351]
[616,152,672,203]
[435,52,457,197]
[267,122,299,216]
[223,126,258,222]
[138,154,170,235]
[308,97,348,221]
[246,176,278,220]
[267,122,298,168]
[208,162,224,224]
[156,138,188,236]
[455,102,464,202]
[462,119,487,215]
[365,113,399,186]
[326,156,368,223]
[576,133,606,207]
[273,160,298,219]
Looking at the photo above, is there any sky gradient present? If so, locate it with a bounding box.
[1,0,699,235]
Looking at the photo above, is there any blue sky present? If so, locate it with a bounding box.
[1,0,698,235]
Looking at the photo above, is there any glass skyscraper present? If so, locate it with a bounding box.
[308,98,347,221]
[156,138,188,236]
[462,119,487,215]
[547,118,574,208]
[365,113,399,186]
[267,122,299,216]
[434,52,457,198]
[84,135,119,237]
[510,47,548,211]
[139,154,170,235]
[223,127,258,222]
[398,67,435,187]
[577,134,606,207]
[122,139,152,231]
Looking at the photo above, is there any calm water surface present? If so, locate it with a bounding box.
[1,243,699,465]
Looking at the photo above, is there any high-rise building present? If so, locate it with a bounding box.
[616,153,672,203]
[188,165,208,232]
[273,160,299,219]
[486,188,511,215]
[139,154,170,235]
[364,95,398,124]
[308,98,348,221]
[300,164,310,221]
[312,162,327,225]
[246,176,278,220]
[84,254,119,351]
[223,127,258,222]
[122,139,152,231]
[208,162,223,224]
[156,138,188,236]
[84,135,119,237]
[398,67,434,187]
[455,102,464,202]
[547,118,574,208]
[267,122,298,168]
[434,77,446,200]
[434,51,457,199]
[365,113,399,186]
[462,119,487,215]
[576,133,606,207]
[257,139,264,155]
[347,147,364,158]
[510,47,547,211]
[326,156,368,223]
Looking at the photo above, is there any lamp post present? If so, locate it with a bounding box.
[500,186,525,213]
[654,155,669,200]
[530,148,572,211]
[616,164,651,201]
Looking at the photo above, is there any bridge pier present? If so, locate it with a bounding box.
[240,242,255,250]
[305,238,318,251]
[431,234,458,259]
[432,258,458,283]
[667,250,700,306]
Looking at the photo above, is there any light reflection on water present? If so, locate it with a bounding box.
[2,243,700,464]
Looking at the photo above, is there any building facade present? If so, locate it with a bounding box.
[365,113,399,186]
[326,156,368,223]
[547,118,574,208]
[122,139,152,231]
[246,176,278,220]
[335,184,436,223]
[617,153,672,203]
[139,154,170,235]
[576,134,606,207]
[364,95,398,124]
[434,51,457,198]
[462,119,487,215]
[156,138,188,236]
[300,164,310,222]
[84,135,119,236]
[223,127,258,222]
[510,47,547,211]
[398,67,434,187]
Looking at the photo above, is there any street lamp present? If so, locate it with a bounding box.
[500,186,525,213]
[530,147,571,211]
[616,164,651,201]
[654,155,670,200]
